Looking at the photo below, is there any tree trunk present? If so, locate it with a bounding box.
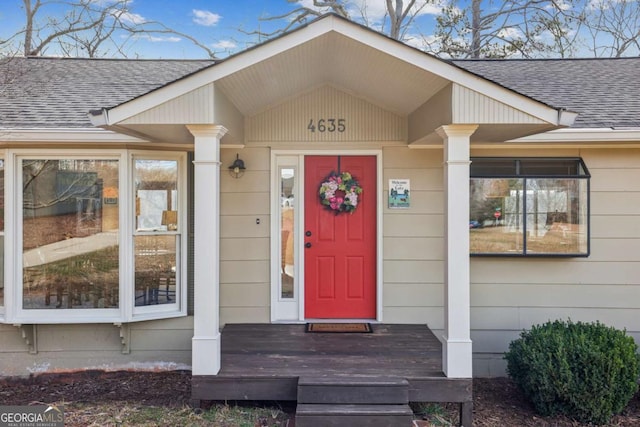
[23,0,36,56]
[471,0,481,58]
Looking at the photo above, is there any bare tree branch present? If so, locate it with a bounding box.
[6,0,221,58]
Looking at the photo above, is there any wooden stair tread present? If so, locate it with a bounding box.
[296,403,413,415]
[298,376,409,386]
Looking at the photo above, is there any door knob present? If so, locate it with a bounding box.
[305,242,312,248]
[305,231,312,237]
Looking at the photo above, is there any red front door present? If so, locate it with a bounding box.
[304,156,377,319]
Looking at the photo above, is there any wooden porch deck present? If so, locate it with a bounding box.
[191,324,472,424]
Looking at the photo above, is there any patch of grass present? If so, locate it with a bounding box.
[62,402,289,427]
[411,402,457,426]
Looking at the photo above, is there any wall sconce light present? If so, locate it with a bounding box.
[229,153,246,178]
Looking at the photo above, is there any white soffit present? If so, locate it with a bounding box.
[215,32,448,116]
[105,15,562,126]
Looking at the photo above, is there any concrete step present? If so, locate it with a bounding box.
[297,376,409,404]
[295,403,414,427]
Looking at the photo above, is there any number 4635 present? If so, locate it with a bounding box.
[307,118,346,133]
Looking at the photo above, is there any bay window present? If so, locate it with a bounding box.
[470,158,590,256]
[6,150,187,324]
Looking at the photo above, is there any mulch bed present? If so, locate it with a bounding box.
[1,371,639,426]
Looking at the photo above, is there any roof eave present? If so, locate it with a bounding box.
[88,108,109,127]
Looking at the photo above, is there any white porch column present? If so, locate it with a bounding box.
[187,124,228,375]
[436,124,478,378]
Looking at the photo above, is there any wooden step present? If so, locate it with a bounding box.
[295,403,414,427]
[297,376,409,404]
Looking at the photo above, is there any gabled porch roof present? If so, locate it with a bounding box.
[90,14,575,146]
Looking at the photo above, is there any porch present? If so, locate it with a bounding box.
[191,323,472,425]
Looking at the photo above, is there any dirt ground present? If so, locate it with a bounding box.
[1,370,639,426]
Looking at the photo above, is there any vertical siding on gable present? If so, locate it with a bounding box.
[246,86,407,143]
[121,83,215,125]
[452,84,546,124]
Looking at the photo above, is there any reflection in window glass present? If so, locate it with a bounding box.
[525,179,588,254]
[280,168,295,299]
[134,159,180,307]
[134,235,177,306]
[470,158,589,256]
[22,159,119,309]
[470,179,523,254]
[135,160,178,232]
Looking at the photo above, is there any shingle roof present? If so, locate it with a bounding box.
[0,57,214,128]
[451,57,640,129]
[1,55,638,130]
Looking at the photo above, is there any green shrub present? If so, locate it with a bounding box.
[504,319,640,425]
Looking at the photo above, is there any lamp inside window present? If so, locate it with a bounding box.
[161,210,178,231]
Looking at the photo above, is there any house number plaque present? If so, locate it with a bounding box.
[307,118,346,133]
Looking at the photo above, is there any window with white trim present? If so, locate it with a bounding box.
[22,158,120,310]
[9,150,187,323]
[133,158,180,310]
[470,158,590,256]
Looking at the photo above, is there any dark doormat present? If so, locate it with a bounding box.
[305,323,373,333]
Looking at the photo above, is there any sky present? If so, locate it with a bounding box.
[1,1,634,59]
[0,0,445,59]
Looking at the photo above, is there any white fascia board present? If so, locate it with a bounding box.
[331,21,564,125]
[509,127,640,143]
[107,18,338,125]
[0,128,146,143]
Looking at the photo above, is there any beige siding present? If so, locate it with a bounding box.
[471,147,640,377]
[384,214,444,237]
[220,307,270,324]
[384,237,444,260]
[221,238,269,261]
[0,324,33,352]
[0,318,193,376]
[246,85,407,143]
[220,260,269,284]
[221,283,270,307]
[381,147,445,324]
[591,215,640,238]
[4,143,639,378]
[219,147,271,325]
[383,307,444,328]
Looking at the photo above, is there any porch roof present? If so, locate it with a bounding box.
[90,14,573,144]
[2,15,639,143]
